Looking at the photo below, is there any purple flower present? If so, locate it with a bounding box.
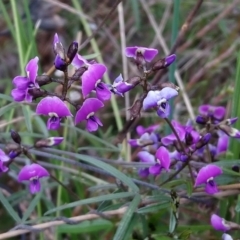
[36,96,72,130]
[157,147,171,169]
[11,57,39,102]
[137,151,155,177]
[199,105,226,121]
[72,54,111,101]
[211,214,230,232]
[195,164,222,194]
[111,74,140,95]
[18,163,49,194]
[0,149,10,173]
[75,98,104,132]
[128,132,158,150]
[125,46,158,62]
[143,88,178,118]
[136,124,160,136]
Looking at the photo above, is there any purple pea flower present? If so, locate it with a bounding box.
[199,105,226,121]
[217,131,229,155]
[137,151,155,178]
[211,214,230,232]
[143,87,178,118]
[18,163,49,194]
[136,124,160,136]
[72,54,111,101]
[194,164,222,194]
[149,146,170,175]
[11,57,39,102]
[0,149,10,173]
[36,96,72,130]
[125,46,158,62]
[75,98,104,132]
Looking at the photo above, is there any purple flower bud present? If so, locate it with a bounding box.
[196,133,211,149]
[54,55,67,71]
[195,115,207,125]
[75,98,104,132]
[18,164,49,194]
[195,164,222,194]
[35,137,64,148]
[10,130,21,144]
[218,125,240,138]
[67,41,78,63]
[225,117,238,126]
[165,54,176,67]
[211,214,231,232]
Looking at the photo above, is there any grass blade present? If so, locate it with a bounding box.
[44,192,135,215]
[113,194,141,240]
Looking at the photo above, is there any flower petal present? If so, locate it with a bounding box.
[75,98,104,125]
[149,164,161,176]
[125,46,138,58]
[29,179,41,194]
[87,118,99,132]
[72,53,87,68]
[138,168,150,178]
[214,106,226,120]
[155,146,170,171]
[12,76,29,90]
[160,87,178,100]
[143,91,159,110]
[18,164,49,181]
[36,96,72,117]
[82,64,107,98]
[25,57,39,83]
[205,181,219,194]
[194,164,222,186]
[11,88,26,102]
[96,83,111,101]
[137,151,155,163]
[47,117,61,130]
[211,214,230,232]
[142,48,158,62]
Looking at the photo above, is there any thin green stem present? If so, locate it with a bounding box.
[10,0,24,75]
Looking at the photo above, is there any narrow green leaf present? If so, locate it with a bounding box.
[123,213,139,240]
[0,93,14,102]
[75,153,139,192]
[0,188,21,223]
[230,51,240,158]
[169,209,177,234]
[57,219,113,234]
[0,102,17,117]
[137,201,170,214]
[113,194,141,240]
[63,124,119,150]
[44,192,135,215]
[22,105,33,132]
[22,191,43,222]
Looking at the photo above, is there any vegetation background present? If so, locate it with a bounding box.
[0,0,240,239]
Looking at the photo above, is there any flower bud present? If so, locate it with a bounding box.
[10,130,21,144]
[36,75,52,86]
[71,67,87,81]
[54,55,67,71]
[28,88,46,99]
[35,137,64,148]
[129,95,146,120]
[196,115,207,125]
[195,133,211,149]
[151,54,176,71]
[218,125,240,138]
[67,41,78,63]
[232,165,239,172]
[5,143,22,158]
[223,117,238,126]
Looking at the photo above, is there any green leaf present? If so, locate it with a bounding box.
[123,213,139,240]
[75,153,139,192]
[0,102,17,117]
[63,124,119,150]
[44,192,135,215]
[137,201,170,214]
[0,188,21,223]
[57,219,113,234]
[113,194,141,240]
[22,105,33,132]
[22,191,43,222]
[169,209,177,234]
